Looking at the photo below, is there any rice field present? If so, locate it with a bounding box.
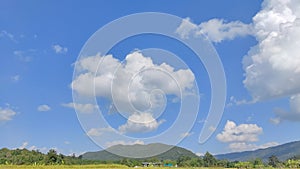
[0,166,237,169]
[0,165,282,169]
[0,164,128,169]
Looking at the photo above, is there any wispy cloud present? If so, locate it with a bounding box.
[11,75,20,82]
[0,30,17,43]
[62,102,98,114]
[176,18,252,43]
[37,104,51,112]
[52,44,68,54]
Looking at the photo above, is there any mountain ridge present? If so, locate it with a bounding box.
[215,140,300,162]
[82,143,198,161]
[82,140,300,162]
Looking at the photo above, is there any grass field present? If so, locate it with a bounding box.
[0,164,128,169]
[0,166,239,169]
[0,165,281,169]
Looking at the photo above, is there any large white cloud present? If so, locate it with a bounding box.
[176,18,252,43]
[216,120,263,143]
[72,51,195,133]
[0,107,16,122]
[242,0,300,122]
[217,120,278,152]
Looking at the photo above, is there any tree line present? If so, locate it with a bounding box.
[0,148,300,168]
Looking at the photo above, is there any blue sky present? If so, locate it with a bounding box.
[1,0,300,156]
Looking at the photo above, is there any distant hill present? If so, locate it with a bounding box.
[82,143,198,161]
[216,141,300,162]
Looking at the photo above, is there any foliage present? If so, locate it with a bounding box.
[268,155,282,168]
[1,147,300,168]
[203,152,217,167]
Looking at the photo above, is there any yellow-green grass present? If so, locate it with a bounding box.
[0,164,127,169]
[0,166,231,169]
[0,166,282,169]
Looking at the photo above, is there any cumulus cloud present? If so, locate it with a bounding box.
[0,106,17,122]
[242,0,300,122]
[175,18,198,39]
[37,104,51,112]
[118,113,165,133]
[216,120,263,143]
[105,140,144,148]
[217,120,278,152]
[52,44,68,54]
[175,18,252,43]
[62,102,98,114]
[72,51,195,133]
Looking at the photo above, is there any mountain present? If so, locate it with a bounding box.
[82,143,198,161]
[216,141,300,162]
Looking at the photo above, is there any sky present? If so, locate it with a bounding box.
[1,0,300,157]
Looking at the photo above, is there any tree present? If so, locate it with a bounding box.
[45,149,63,165]
[203,152,217,167]
[285,159,300,168]
[177,156,191,167]
[268,155,281,168]
[252,158,264,168]
[235,161,251,169]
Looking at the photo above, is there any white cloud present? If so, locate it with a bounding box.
[196,152,204,157]
[180,132,194,138]
[241,0,300,122]
[37,104,51,112]
[197,19,252,43]
[62,102,98,114]
[229,142,279,152]
[13,50,34,62]
[64,141,70,145]
[243,0,300,98]
[105,140,144,148]
[0,30,17,42]
[118,113,165,133]
[227,96,256,107]
[52,44,68,54]
[19,142,29,149]
[175,18,198,39]
[72,51,195,133]
[175,18,252,43]
[270,117,281,125]
[11,75,20,82]
[216,120,276,152]
[15,142,56,154]
[87,127,114,137]
[273,94,300,122]
[216,120,263,143]
[0,107,17,122]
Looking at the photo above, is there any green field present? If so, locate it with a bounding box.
[0,166,237,169]
[0,165,277,169]
[0,164,128,169]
